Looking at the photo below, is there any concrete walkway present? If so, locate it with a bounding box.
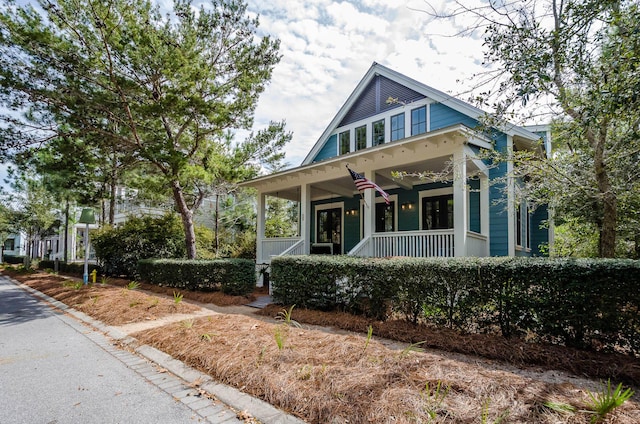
[0,274,304,424]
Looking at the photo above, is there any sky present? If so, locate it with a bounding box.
[240,0,489,168]
[1,0,490,184]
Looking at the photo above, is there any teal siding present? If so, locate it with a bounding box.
[343,197,361,252]
[430,103,478,130]
[489,133,509,256]
[530,205,549,256]
[312,134,337,162]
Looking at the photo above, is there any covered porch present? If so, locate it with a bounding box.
[242,125,492,264]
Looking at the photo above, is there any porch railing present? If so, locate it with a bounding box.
[260,237,301,263]
[349,230,455,258]
[466,232,488,257]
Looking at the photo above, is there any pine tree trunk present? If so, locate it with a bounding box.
[594,134,617,258]
[171,180,197,259]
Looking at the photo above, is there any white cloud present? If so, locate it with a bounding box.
[246,0,494,167]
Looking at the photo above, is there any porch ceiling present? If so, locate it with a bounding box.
[240,124,489,202]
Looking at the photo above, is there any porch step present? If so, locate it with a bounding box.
[245,295,273,309]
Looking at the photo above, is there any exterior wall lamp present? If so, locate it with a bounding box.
[401,202,415,211]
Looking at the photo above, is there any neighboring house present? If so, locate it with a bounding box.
[2,233,26,260]
[241,63,552,269]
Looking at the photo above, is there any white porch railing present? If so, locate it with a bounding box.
[466,232,488,257]
[260,237,301,263]
[349,230,456,258]
[348,236,371,257]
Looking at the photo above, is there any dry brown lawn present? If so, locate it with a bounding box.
[4,268,640,424]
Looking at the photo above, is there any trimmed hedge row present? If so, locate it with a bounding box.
[137,258,255,296]
[38,260,102,276]
[270,256,640,355]
[3,255,27,265]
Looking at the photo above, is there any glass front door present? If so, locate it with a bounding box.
[316,208,342,254]
[375,202,395,232]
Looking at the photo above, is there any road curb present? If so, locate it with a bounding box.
[6,275,306,424]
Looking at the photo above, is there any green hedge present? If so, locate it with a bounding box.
[3,255,26,265]
[38,260,102,276]
[270,256,640,355]
[137,258,255,296]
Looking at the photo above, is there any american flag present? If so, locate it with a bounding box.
[347,167,390,204]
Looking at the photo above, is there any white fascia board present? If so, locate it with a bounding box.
[241,124,476,189]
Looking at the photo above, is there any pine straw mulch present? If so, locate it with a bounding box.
[4,269,640,423]
[6,270,202,326]
[255,305,640,387]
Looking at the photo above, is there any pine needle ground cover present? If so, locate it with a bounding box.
[4,269,639,423]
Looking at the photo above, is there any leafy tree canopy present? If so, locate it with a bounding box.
[0,0,290,258]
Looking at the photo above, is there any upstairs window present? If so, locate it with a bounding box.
[372,119,385,146]
[411,106,426,135]
[355,125,367,151]
[339,130,350,154]
[391,113,405,141]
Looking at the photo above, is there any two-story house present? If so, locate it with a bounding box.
[241,63,552,269]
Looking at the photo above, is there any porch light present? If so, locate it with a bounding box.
[401,202,414,211]
[78,208,96,285]
[345,208,358,216]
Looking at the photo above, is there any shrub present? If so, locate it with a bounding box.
[3,255,26,265]
[271,256,640,355]
[92,214,186,277]
[137,258,255,296]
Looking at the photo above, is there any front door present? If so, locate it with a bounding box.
[316,208,342,254]
[376,202,395,232]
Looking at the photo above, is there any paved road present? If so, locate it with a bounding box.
[0,275,242,424]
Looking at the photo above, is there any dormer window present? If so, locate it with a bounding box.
[373,119,385,146]
[355,125,366,150]
[411,106,427,136]
[391,113,405,141]
[339,130,350,154]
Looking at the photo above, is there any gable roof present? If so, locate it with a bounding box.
[302,62,542,165]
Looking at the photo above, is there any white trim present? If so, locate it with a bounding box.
[302,62,542,165]
[373,194,398,233]
[314,202,345,254]
[418,187,454,231]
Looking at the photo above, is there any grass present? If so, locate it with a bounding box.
[586,380,635,423]
[126,280,140,290]
[173,291,184,305]
[276,304,301,328]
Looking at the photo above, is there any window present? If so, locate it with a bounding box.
[355,125,367,151]
[339,130,350,154]
[411,106,426,135]
[422,195,453,230]
[390,113,405,141]
[516,204,531,248]
[3,238,15,251]
[372,119,385,146]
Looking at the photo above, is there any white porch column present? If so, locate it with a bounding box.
[361,170,376,257]
[453,149,468,257]
[256,192,266,263]
[363,170,376,237]
[480,173,490,256]
[300,183,311,255]
[506,135,516,256]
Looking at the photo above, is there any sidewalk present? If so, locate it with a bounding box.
[0,274,305,424]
